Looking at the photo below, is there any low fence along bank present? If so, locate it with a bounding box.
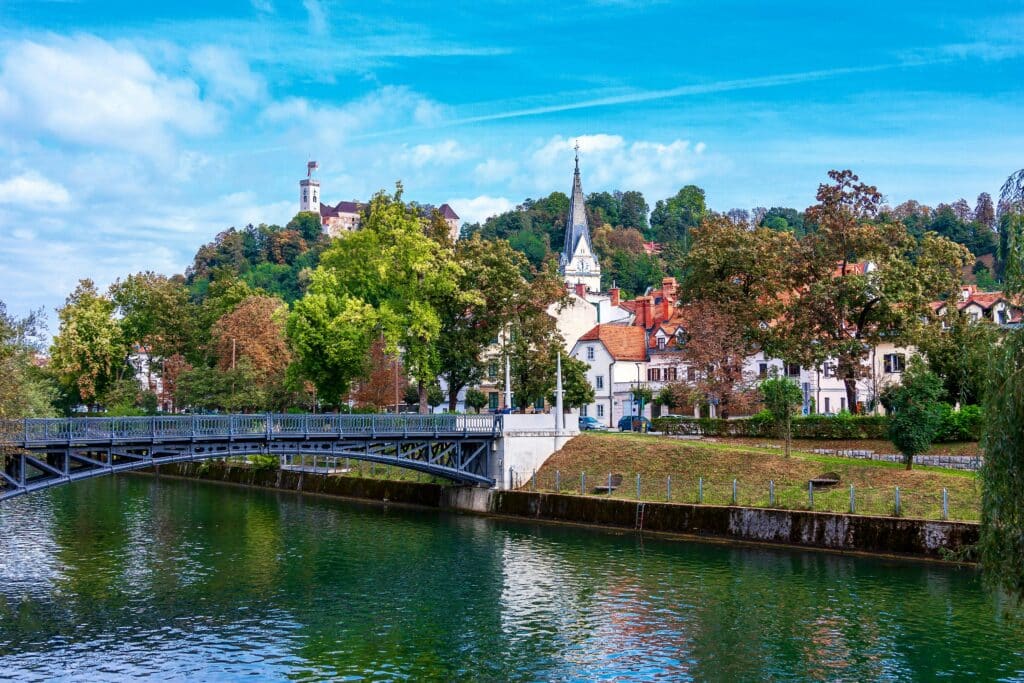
[510,468,978,522]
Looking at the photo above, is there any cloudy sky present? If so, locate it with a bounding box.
[0,1,1022,322]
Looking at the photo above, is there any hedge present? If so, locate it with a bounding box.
[652,406,983,442]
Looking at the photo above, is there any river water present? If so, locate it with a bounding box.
[0,475,1021,681]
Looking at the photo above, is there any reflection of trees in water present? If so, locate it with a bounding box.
[2,478,1024,680]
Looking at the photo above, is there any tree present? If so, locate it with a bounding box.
[779,170,970,413]
[464,388,487,414]
[915,303,999,406]
[682,214,798,354]
[619,191,649,231]
[349,338,405,411]
[885,358,944,470]
[109,272,196,384]
[672,301,758,419]
[649,185,707,247]
[288,186,467,412]
[0,302,56,419]
[978,171,1024,599]
[287,211,324,243]
[979,327,1024,600]
[759,375,803,457]
[435,236,545,412]
[546,353,595,410]
[427,382,445,410]
[975,192,996,229]
[49,280,129,404]
[210,295,294,409]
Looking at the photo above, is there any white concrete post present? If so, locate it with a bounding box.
[504,353,513,412]
[555,351,564,432]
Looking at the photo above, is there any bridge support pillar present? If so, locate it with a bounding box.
[493,413,579,490]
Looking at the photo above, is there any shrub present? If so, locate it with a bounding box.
[936,404,984,442]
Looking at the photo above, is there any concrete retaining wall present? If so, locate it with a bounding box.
[150,463,977,561]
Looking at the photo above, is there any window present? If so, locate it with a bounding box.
[488,392,499,411]
[884,353,906,374]
[597,404,605,417]
[786,363,800,378]
[687,367,697,382]
[647,368,662,382]
[487,362,498,380]
[840,398,846,413]
[665,367,677,382]
[823,363,835,378]
[824,397,831,414]
[999,309,1009,325]
[586,346,595,361]
[534,397,545,410]
[758,362,768,379]
[581,405,588,417]
[657,336,667,350]
[595,375,604,390]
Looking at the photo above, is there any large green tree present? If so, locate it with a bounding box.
[884,358,944,470]
[288,186,467,411]
[760,375,804,457]
[778,171,969,412]
[915,303,999,406]
[49,280,130,404]
[649,185,707,247]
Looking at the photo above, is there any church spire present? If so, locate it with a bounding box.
[558,142,601,293]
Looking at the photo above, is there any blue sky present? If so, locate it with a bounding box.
[0,1,1022,322]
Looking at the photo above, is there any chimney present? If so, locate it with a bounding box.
[637,296,653,329]
[609,287,620,307]
[661,277,677,300]
[660,297,671,323]
[574,282,587,298]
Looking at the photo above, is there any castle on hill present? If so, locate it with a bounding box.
[299,161,460,241]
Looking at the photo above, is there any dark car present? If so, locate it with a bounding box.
[578,415,603,431]
[617,415,652,432]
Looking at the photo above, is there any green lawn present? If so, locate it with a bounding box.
[523,432,980,521]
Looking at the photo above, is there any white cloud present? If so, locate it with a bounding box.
[189,46,265,103]
[262,86,448,149]
[447,195,514,225]
[0,172,71,207]
[395,140,468,167]
[525,134,719,201]
[474,158,519,183]
[303,0,328,37]
[0,35,218,156]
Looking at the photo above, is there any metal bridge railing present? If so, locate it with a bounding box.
[3,413,502,445]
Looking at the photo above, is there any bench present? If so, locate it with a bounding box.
[809,472,841,488]
[592,473,624,494]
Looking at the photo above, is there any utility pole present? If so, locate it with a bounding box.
[504,353,513,413]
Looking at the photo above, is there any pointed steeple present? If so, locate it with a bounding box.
[558,142,601,293]
[562,141,592,261]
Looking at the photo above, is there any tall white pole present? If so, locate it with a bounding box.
[504,352,513,412]
[555,350,564,432]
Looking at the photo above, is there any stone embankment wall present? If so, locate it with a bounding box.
[151,462,977,561]
[808,448,981,472]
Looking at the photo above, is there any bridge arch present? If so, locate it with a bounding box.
[1,413,500,501]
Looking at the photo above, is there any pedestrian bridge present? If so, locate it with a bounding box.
[0,413,501,500]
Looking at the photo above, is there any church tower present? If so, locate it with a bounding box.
[299,160,321,215]
[559,144,602,293]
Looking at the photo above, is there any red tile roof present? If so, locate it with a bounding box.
[438,203,459,220]
[578,324,648,361]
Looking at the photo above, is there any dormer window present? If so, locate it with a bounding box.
[657,336,667,350]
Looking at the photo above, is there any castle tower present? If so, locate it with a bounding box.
[299,160,320,215]
[558,144,602,293]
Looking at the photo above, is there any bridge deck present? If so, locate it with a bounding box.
[1,414,501,500]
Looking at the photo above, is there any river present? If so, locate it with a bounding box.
[0,475,1021,681]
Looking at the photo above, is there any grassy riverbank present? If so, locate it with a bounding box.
[530,432,981,521]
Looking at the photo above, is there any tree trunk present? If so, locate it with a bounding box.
[417,381,428,415]
[905,455,913,471]
[843,375,858,414]
[447,379,461,413]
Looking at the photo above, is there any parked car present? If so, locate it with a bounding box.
[617,415,653,432]
[579,416,604,431]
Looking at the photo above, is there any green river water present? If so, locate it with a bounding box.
[0,475,1022,681]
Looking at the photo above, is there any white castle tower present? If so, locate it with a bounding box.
[299,160,320,215]
[558,144,602,293]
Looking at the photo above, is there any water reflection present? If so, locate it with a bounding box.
[0,476,1021,681]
